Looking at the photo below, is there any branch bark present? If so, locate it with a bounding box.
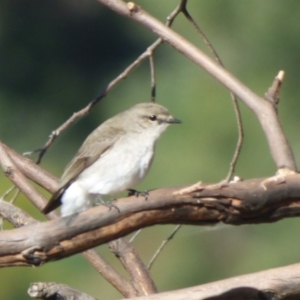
[1,171,300,267]
[28,282,96,300]
[121,262,300,300]
[27,262,300,300]
[0,142,155,297]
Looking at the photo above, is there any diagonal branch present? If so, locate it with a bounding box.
[97,0,296,171]
[109,239,157,295]
[24,1,184,165]
[0,141,48,211]
[82,249,136,298]
[120,262,300,300]
[0,142,150,297]
[0,199,38,227]
[180,1,244,181]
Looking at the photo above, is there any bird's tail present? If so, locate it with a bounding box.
[42,188,64,214]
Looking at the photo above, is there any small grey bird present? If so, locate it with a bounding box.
[42,102,181,216]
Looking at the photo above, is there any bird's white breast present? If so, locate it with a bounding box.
[76,132,156,196]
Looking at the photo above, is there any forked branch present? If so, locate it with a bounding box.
[97,0,296,171]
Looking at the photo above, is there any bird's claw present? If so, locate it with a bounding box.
[127,189,149,200]
[102,200,120,213]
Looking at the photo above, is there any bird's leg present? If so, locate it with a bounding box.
[127,189,149,200]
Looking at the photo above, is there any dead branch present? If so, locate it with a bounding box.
[97,0,296,171]
[1,172,300,267]
[109,239,157,295]
[179,1,244,181]
[2,143,58,194]
[0,141,49,211]
[148,224,181,270]
[265,70,285,108]
[24,1,183,165]
[2,2,297,299]
[0,199,38,227]
[0,142,157,297]
[122,262,300,300]
[83,249,137,298]
[27,262,300,300]
[28,282,96,300]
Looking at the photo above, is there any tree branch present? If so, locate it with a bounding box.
[28,282,96,300]
[0,142,154,297]
[24,1,184,165]
[96,0,296,171]
[0,141,48,211]
[1,172,300,267]
[108,239,157,295]
[121,262,300,300]
[0,199,38,227]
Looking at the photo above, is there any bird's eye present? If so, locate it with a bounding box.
[149,115,157,121]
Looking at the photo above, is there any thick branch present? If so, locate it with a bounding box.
[1,173,300,267]
[2,143,58,194]
[122,262,300,300]
[0,199,38,227]
[0,141,48,211]
[109,239,156,295]
[27,263,300,300]
[97,0,296,171]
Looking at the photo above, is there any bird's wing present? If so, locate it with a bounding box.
[42,126,125,214]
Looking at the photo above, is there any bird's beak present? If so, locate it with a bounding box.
[166,117,181,124]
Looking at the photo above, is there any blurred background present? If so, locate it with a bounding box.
[1,0,300,299]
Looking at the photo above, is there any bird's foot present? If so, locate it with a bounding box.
[127,189,149,200]
[101,199,120,213]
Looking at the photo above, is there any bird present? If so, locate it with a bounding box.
[42,102,181,216]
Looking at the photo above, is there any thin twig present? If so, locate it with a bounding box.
[129,229,142,243]
[148,225,182,270]
[181,1,244,182]
[265,70,285,110]
[24,2,184,165]
[98,0,296,170]
[148,53,156,102]
[9,188,20,204]
[1,185,16,201]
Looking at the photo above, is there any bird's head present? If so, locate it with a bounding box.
[127,102,181,136]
